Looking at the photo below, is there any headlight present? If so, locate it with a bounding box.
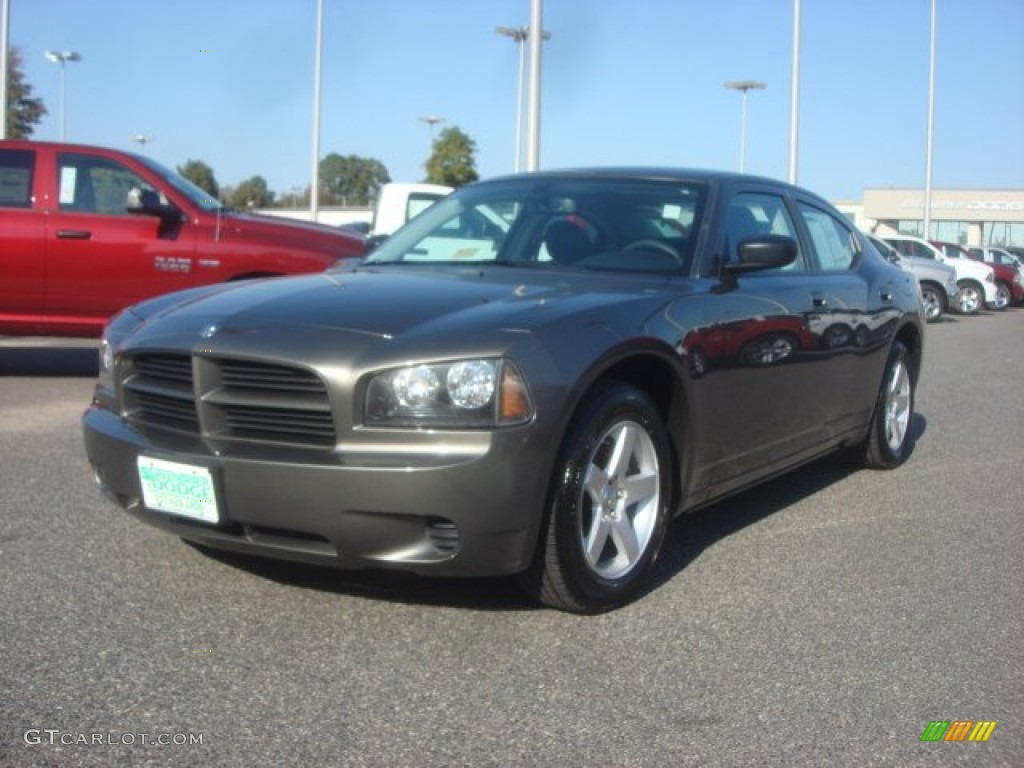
[96,309,145,400]
[364,358,533,428]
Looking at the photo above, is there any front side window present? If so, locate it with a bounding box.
[364,178,707,273]
[57,153,158,215]
[0,149,35,208]
[724,192,805,273]
[798,203,858,271]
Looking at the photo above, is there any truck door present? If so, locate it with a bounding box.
[0,147,46,327]
[45,151,197,330]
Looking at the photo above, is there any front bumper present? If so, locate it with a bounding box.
[82,405,549,577]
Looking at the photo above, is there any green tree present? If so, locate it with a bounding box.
[319,154,390,206]
[177,159,220,198]
[227,175,275,209]
[4,47,48,138]
[424,126,478,188]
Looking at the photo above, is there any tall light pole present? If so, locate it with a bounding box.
[310,0,324,221]
[724,80,766,173]
[923,0,937,239]
[495,26,527,173]
[524,0,544,172]
[419,114,445,153]
[1,0,10,139]
[788,0,801,184]
[496,25,550,173]
[44,49,81,142]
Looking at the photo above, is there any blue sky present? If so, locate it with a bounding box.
[9,0,1023,202]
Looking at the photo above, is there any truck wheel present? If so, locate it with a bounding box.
[919,284,944,323]
[957,281,983,315]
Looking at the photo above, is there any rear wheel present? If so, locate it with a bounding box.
[521,382,672,613]
[855,341,915,469]
[989,281,1011,311]
[957,281,983,314]
[918,283,945,323]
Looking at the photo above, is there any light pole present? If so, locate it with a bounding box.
[524,0,544,172]
[1,0,10,139]
[310,0,324,222]
[419,114,445,153]
[496,25,551,173]
[923,0,937,239]
[44,49,81,141]
[788,0,801,184]
[724,80,766,173]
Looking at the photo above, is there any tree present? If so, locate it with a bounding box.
[4,47,47,138]
[424,126,478,188]
[227,175,275,209]
[319,154,390,206]
[177,159,220,198]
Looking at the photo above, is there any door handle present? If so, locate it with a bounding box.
[880,290,894,302]
[56,229,92,240]
[812,294,828,307]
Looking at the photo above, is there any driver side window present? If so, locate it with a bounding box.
[726,192,806,273]
[57,153,155,216]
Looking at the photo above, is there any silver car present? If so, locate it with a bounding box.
[867,235,958,322]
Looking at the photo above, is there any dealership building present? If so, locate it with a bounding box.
[835,188,1024,247]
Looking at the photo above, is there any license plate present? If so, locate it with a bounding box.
[137,456,219,524]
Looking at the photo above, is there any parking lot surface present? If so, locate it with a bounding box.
[2,310,1022,767]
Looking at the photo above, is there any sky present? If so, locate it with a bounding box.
[9,0,1024,203]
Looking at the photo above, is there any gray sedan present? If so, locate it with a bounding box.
[867,234,959,322]
[83,169,925,613]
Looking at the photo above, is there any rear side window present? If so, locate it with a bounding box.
[798,203,858,271]
[0,149,35,208]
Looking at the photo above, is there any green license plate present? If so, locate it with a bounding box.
[137,456,219,524]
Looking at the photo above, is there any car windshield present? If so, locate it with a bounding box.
[363,176,708,274]
[133,154,225,212]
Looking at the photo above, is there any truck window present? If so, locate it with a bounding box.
[0,149,35,208]
[57,152,158,215]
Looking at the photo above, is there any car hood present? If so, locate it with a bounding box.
[132,266,676,342]
[219,211,365,253]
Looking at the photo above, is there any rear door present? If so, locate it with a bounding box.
[0,147,46,328]
[45,150,197,331]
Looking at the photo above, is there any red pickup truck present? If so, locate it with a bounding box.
[0,140,365,337]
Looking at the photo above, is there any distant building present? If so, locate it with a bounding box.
[835,188,1024,247]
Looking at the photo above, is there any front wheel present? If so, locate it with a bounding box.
[919,283,945,323]
[957,281,983,314]
[521,382,673,613]
[855,340,915,469]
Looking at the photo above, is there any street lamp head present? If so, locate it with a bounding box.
[45,50,82,64]
[418,115,445,128]
[724,80,766,93]
[495,26,527,42]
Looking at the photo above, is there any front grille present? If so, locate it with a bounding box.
[122,353,336,448]
[122,354,197,433]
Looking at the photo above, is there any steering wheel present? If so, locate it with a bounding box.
[622,239,683,264]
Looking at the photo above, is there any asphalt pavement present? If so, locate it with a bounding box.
[1,310,1021,767]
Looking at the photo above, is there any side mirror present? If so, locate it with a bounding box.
[725,235,798,273]
[126,186,180,221]
[364,233,389,253]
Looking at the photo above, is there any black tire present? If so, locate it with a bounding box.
[918,283,945,323]
[521,382,673,613]
[855,341,915,469]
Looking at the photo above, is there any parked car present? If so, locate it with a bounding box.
[935,241,1021,308]
[83,169,925,613]
[1002,245,1024,263]
[867,234,959,322]
[0,140,365,337]
[967,246,1023,268]
[881,234,998,314]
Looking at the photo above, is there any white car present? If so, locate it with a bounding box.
[867,235,959,322]
[881,235,997,314]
